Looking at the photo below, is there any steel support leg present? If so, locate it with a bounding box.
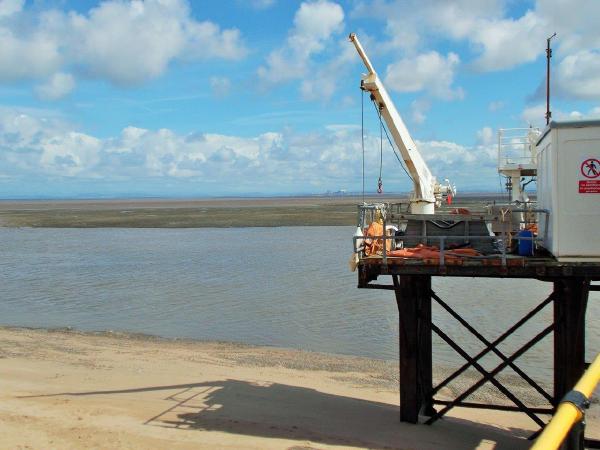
[393,274,434,423]
[553,278,589,450]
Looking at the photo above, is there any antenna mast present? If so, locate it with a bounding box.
[545,32,557,126]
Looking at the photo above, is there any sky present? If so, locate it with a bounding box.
[0,0,599,198]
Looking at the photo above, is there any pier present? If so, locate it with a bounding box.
[357,255,599,449]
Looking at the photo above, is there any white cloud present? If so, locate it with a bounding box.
[410,99,430,124]
[521,104,600,128]
[385,51,463,100]
[0,27,62,81]
[34,72,75,100]
[476,126,494,147]
[257,0,344,85]
[466,12,546,71]
[556,50,600,101]
[418,139,476,165]
[415,136,498,189]
[0,0,23,18]
[0,0,246,90]
[521,104,548,128]
[179,21,247,62]
[535,0,600,55]
[39,131,102,176]
[354,0,600,84]
[354,0,542,71]
[300,39,356,101]
[351,0,600,110]
[0,107,508,192]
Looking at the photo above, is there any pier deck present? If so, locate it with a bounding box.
[359,256,600,284]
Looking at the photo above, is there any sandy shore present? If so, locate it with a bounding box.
[2,327,595,450]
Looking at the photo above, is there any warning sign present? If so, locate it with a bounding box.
[580,180,600,193]
[581,158,600,178]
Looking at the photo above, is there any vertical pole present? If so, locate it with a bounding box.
[394,274,433,423]
[546,33,556,126]
[553,277,589,450]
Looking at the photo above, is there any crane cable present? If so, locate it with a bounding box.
[378,105,383,193]
[361,89,365,204]
[370,99,414,184]
[359,92,415,196]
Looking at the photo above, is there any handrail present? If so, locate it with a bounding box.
[352,233,539,267]
[354,204,550,265]
[531,353,600,450]
[498,128,539,169]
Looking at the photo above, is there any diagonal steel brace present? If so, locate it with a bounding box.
[431,290,554,404]
[426,323,554,427]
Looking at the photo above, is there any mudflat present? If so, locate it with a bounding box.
[3,327,589,450]
[0,195,500,228]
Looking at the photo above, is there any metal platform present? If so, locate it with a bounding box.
[358,256,600,285]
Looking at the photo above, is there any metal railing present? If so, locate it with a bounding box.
[353,204,550,266]
[498,128,539,169]
[531,353,600,450]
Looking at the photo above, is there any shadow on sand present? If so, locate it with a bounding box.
[23,379,533,449]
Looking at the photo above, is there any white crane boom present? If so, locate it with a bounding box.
[349,33,437,214]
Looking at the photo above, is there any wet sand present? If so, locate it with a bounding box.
[2,327,596,449]
[0,195,500,228]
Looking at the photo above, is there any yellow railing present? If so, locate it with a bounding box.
[531,353,600,450]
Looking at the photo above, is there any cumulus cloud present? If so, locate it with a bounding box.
[410,99,430,124]
[0,0,246,93]
[0,108,360,189]
[464,11,546,71]
[476,126,494,147]
[353,0,600,103]
[300,39,356,101]
[521,104,547,127]
[353,0,543,71]
[385,51,463,100]
[522,104,600,128]
[0,107,505,193]
[34,73,75,101]
[556,50,600,101]
[0,26,62,81]
[415,137,498,189]
[0,0,23,18]
[257,0,344,85]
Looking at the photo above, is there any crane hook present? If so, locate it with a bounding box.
[377,177,383,194]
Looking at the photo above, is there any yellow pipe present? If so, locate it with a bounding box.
[531,353,600,450]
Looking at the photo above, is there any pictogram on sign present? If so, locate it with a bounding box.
[581,158,600,179]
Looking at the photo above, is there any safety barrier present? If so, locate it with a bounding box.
[353,203,550,266]
[531,353,600,450]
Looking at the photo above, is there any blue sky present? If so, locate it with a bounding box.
[0,0,599,198]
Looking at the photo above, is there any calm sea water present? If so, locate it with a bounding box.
[1,227,598,381]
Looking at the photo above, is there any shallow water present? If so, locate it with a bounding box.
[1,226,598,383]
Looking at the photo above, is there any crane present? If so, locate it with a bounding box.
[349,33,454,214]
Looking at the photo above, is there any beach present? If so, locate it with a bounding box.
[1,198,598,449]
[2,327,597,450]
[0,195,497,228]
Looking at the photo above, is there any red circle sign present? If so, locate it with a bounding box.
[581,158,600,179]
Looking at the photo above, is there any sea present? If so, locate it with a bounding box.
[1,226,598,383]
